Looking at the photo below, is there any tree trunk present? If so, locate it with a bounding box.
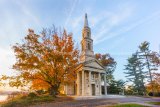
[49,84,59,97]
[145,53,155,96]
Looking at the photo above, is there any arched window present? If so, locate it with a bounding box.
[87,32,90,37]
[88,43,91,50]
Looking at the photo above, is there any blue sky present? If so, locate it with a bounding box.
[0,0,160,80]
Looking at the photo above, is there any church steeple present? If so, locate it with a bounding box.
[80,13,94,62]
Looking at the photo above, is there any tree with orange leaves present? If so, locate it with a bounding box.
[146,73,160,94]
[12,27,79,96]
[95,53,116,81]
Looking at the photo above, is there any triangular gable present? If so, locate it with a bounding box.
[83,59,106,70]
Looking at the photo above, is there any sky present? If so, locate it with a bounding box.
[0,0,160,81]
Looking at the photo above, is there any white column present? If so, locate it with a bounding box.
[98,73,101,95]
[100,74,102,95]
[89,71,92,96]
[77,72,80,95]
[104,73,107,95]
[82,70,85,96]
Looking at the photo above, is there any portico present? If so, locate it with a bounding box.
[75,60,107,96]
[77,71,107,96]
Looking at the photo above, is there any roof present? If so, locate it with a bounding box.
[74,59,106,73]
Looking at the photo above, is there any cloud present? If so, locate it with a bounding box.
[14,1,41,26]
[95,11,160,44]
[64,0,79,27]
[66,2,134,47]
[92,6,134,44]
[0,0,41,43]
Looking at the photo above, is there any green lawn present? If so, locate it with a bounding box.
[147,102,160,105]
[110,103,149,107]
[0,95,55,107]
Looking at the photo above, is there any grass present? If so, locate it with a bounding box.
[0,93,74,107]
[147,102,160,105]
[109,103,149,107]
[0,95,55,107]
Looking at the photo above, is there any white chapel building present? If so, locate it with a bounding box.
[64,14,107,96]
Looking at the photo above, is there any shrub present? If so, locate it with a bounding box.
[20,95,27,99]
[28,92,37,98]
[148,92,160,97]
[36,90,45,95]
[154,92,160,97]
[148,92,153,96]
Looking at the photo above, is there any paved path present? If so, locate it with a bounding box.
[30,96,160,107]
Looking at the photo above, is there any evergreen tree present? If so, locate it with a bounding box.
[138,41,159,94]
[108,79,125,94]
[124,52,146,95]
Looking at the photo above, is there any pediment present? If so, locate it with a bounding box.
[74,59,106,73]
[84,59,105,70]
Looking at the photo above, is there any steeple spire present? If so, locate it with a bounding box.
[80,13,94,62]
[84,13,89,27]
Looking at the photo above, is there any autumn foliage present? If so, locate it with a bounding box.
[12,27,79,96]
[146,73,160,94]
[95,53,116,81]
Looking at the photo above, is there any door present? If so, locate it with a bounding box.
[92,84,95,95]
